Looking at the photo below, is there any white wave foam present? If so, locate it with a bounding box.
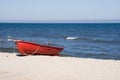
[65,36,78,40]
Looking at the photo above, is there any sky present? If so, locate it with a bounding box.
[0,0,120,23]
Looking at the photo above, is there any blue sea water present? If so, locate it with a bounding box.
[0,23,120,60]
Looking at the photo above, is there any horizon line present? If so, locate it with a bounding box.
[0,19,120,23]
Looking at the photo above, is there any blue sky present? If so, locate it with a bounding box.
[0,0,120,23]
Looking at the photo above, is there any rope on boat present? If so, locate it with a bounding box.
[18,45,40,55]
[18,45,28,55]
[31,46,40,55]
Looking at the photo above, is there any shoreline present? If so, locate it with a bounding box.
[0,52,120,80]
[0,51,119,60]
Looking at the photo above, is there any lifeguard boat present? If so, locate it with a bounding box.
[15,40,63,56]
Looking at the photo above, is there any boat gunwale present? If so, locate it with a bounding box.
[15,40,64,49]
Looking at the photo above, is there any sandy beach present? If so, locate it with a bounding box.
[0,52,120,80]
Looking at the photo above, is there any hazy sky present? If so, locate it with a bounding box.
[0,0,120,22]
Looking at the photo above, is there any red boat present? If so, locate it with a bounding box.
[15,40,64,56]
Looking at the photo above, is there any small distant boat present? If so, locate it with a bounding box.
[65,36,78,40]
[15,40,64,56]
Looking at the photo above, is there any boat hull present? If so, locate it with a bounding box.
[15,40,63,56]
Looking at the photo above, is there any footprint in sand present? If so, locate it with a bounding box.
[0,70,8,75]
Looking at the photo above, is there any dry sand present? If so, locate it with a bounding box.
[0,52,120,80]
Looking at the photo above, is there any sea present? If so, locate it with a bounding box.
[0,23,120,60]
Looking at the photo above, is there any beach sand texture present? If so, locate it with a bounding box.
[0,52,120,80]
